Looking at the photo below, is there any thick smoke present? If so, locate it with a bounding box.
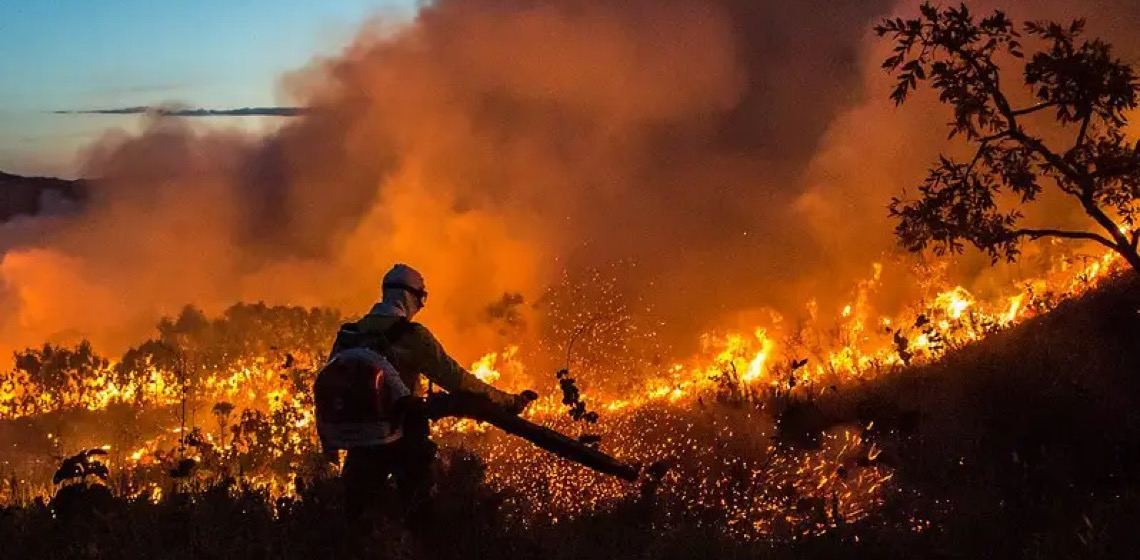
[2,0,1138,364]
[799,0,1140,308]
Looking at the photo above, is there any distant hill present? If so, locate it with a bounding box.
[53,106,306,117]
[0,171,86,222]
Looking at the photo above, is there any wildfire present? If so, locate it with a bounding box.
[935,287,974,320]
[1004,294,1025,325]
[0,241,1129,540]
[471,346,521,384]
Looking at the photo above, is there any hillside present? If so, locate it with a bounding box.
[0,171,86,222]
[0,275,1137,559]
[822,272,1140,558]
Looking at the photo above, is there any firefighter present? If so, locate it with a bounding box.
[327,263,533,524]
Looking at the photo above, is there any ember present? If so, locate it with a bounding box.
[0,239,1129,539]
[0,0,1138,550]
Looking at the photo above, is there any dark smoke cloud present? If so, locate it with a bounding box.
[54,107,306,117]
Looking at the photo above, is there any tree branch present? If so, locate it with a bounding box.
[1077,193,1137,253]
[1131,228,1139,250]
[1073,111,1092,153]
[979,131,1011,143]
[949,45,1087,188]
[966,140,993,173]
[1010,102,1058,117]
[991,94,1104,220]
[1009,228,1117,249]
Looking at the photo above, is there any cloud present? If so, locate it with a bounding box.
[53,106,307,117]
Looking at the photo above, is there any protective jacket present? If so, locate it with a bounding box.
[351,310,516,408]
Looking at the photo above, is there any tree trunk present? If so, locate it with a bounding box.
[1118,244,1140,276]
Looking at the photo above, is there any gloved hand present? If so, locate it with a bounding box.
[507,390,538,415]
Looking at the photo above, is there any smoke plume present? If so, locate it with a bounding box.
[2,0,1138,365]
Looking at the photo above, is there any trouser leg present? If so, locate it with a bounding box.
[391,436,438,530]
[341,446,388,521]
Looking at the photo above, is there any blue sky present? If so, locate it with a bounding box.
[0,0,414,175]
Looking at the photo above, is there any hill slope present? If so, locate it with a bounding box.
[826,273,1140,558]
[0,171,86,222]
[0,275,1137,560]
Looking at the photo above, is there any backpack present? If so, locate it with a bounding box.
[314,318,415,451]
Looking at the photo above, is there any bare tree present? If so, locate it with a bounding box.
[876,3,1140,273]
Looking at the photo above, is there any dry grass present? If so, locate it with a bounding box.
[1,276,1139,559]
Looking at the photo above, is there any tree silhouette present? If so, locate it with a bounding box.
[14,342,109,408]
[876,3,1140,272]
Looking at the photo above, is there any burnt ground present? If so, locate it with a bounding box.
[1,275,1139,559]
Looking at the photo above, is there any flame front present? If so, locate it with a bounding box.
[0,241,1128,540]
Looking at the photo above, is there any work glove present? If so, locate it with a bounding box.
[507,390,538,415]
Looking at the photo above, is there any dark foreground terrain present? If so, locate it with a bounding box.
[1,275,1138,560]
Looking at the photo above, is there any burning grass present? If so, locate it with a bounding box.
[1,270,1138,559]
[0,241,1135,554]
